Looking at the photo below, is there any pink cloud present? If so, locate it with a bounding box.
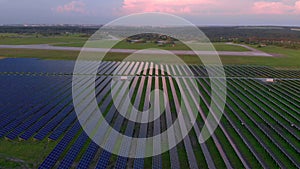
[295,1,300,13]
[122,0,219,14]
[251,1,294,14]
[121,0,300,15]
[55,1,87,14]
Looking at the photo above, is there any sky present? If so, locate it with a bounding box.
[0,0,299,26]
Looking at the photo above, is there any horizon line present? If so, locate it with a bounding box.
[1,24,300,27]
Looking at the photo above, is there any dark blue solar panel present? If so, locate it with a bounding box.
[5,101,62,140]
[0,58,75,73]
[0,104,23,121]
[20,105,72,140]
[115,157,128,169]
[38,122,81,169]
[0,106,33,129]
[48,112,76,140]
[0,75,73,139]
[133,159,144,169]
[76,141,99,169]
[34,105,73,140]
[0,105,43,138]
[57,132,88,169]
[95,150,111,169]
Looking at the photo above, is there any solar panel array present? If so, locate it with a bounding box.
[0,59,299,169]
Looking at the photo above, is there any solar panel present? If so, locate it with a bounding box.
[133,76,152,168]
[95,150,111,169]
[123,62,135,75]
[39,122,81,169]
[20,105,66,139]
[48,113,76,140]
[130,62,140,76]
[106,62,121,75]
[57,132,88,169]
[76,141,99,169]
[135,62,144,76]
[97,62,110,74]
[133,158,144,169]
[34,105,73,140]
[161,77,181,169]
[143,62,149,75]
[115,157,128,169]
[168,77,199,169]
[1,61,295,169]
[0,105,42,138]
[6,100,64,140]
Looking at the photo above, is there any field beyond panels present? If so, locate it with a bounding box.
[0,59,299,169]
[0,33,249,51]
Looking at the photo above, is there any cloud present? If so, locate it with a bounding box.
[251,1,295,14]
[122,0,220,14]
[121,0,300,15]
[55,1,87,14]
[293,0,300,13]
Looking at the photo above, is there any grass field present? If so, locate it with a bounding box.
[0,44,299,69]
[0,33,249,52]
[0,139,57,168]
[0,33,88,45]
[54,40,250,52]
[221,45,300,69]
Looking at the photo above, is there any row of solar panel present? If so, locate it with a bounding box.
[198,73,300,169]
[1,61,299,169]
[0,61,102,140]
[228,80,299,167]
[34,63,298,168]
[32,77,300,168]
[204,66,300,168]
[2,58,299,79]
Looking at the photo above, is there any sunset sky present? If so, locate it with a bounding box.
[0,0,299,25]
